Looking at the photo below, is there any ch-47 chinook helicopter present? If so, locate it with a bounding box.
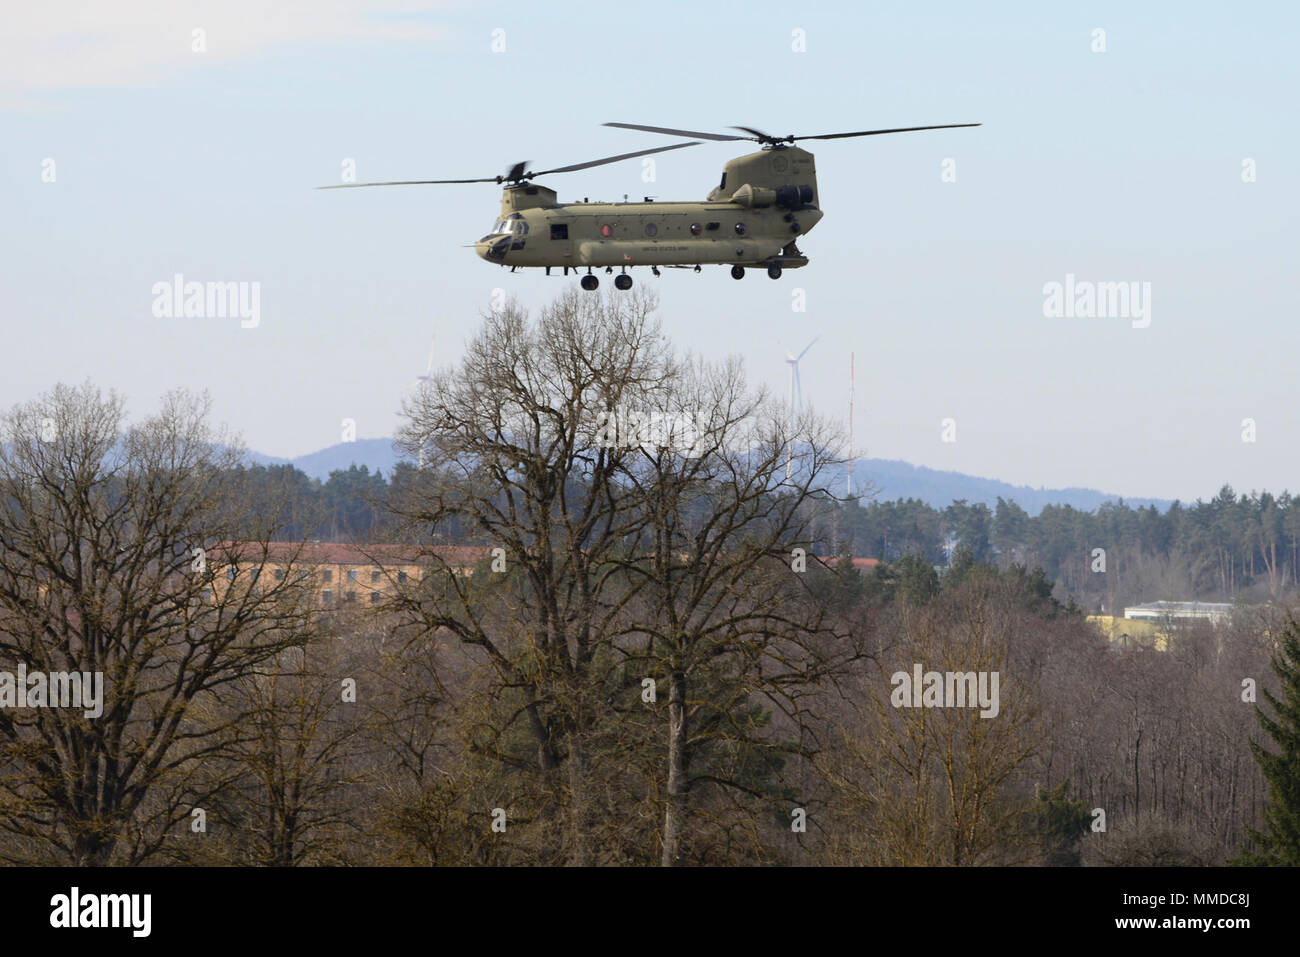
[319,120,979,289]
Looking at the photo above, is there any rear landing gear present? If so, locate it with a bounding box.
[580,274,599,291]
[767,265,783,280]
[730,265,745,280]
[614,273,633,290]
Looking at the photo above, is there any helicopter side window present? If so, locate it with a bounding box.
[551,224,568,240]
[689,223,702,236]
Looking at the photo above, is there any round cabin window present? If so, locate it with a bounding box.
[734,222,746,236]
[645,223,657,237]
[600,224,613,237]
[689,223,702,235]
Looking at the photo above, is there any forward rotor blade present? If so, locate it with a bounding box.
[792,123,981,141]
[603,122,747,142]
[796,336,819,361]
[533,141,701,176]
[730,125,775,141]
[317,177,500,189]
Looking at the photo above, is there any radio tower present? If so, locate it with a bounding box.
[847,352,854,500]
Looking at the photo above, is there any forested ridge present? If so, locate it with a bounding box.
[254,459,1300,611]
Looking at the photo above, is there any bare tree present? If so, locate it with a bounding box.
[389,291,671,864]
[0,382,315,864]
[607,354,858,864]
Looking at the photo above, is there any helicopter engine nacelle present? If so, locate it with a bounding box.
[729,184,777,207]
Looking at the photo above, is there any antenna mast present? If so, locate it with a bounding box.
[848,352,854,499]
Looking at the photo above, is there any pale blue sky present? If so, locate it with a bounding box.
[6,1,1297,502]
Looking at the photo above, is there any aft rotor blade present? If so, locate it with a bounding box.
[533,141,701,176]
[792,123,981,141]
[317,177,500,189]
[603,122,747,142]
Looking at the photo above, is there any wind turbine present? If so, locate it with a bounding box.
[415,333,436,390]
[785,336,818,411]
[414,332,436,469]
[784,336,818,479]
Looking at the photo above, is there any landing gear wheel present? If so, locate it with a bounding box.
[767,265,783,280]
[614,273,633,290]
[580,275,599,291]
[730,265,745,280]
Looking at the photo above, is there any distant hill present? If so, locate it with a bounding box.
[245,438,402,481]
[841,458,1171,515]
[247,441,1172,515]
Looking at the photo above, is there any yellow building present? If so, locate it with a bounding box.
[212,542,492,607]
[1087,615,1169,652]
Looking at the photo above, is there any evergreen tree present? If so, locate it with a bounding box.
[1030,781,1092,866]
[1242,618,1300,865]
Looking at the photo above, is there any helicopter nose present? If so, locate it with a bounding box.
[475,235,510,263]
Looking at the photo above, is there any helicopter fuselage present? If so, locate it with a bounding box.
[474,146,823,275]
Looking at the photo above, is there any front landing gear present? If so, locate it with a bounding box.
[730,265,745,280]
[767,264,783,279]
[580,274,599,291]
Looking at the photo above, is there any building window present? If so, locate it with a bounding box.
[273,567,284,581]
[345,590,357,603]
[249,568,260,583]
[371,570,381,584]
[550,223,568,240]
[347,569,358,583]
[322,569,333,583]
[370,590,381,605]
[689,223,702,235]
[201,587,212,601]
[397,571,408,584]
[600,224,613,237]
[227,567,237,581]
[644,223,657,237]
[322,589,333,603]
[299,569,310,582]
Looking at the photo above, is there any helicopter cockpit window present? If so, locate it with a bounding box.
[719,171,727,190]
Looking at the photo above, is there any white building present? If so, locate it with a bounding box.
[1123,601,1234,624]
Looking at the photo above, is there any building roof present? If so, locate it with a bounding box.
[216,542,491,567]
